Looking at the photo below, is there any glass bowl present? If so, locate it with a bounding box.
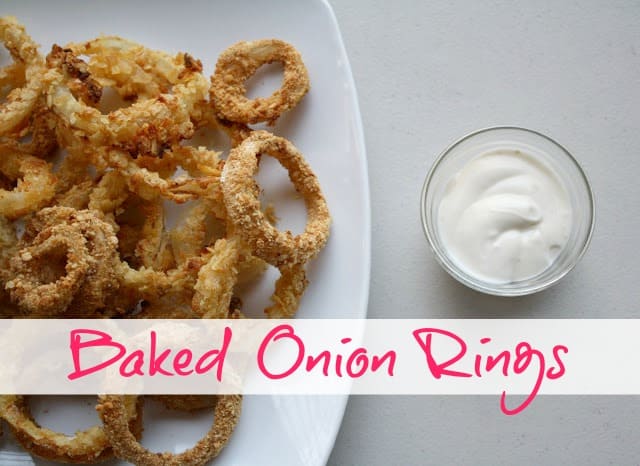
[420,126,595,296]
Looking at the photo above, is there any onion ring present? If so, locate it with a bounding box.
[221,130,330,267]
[67,36,177,101]
[172,202,209,260]
[104,100,248,205]
[88,171,173,271]
[14,98,58,158]
[5,207,121,316]
[44,43,207,157]
[98,394,242,466]
[85,171,172,310]
[210,39,309,125]
[0,395,142,464]
[55,179,95,210]
[0,143,57,219]
[0,17,44,135]
[87,169,207,308]
[123,146,222,204]
[5,226,90,316]
[0,61,25,95]
[191,237,240,319]
[265,263,308,318]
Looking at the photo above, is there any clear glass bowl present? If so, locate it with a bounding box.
[420,126,595,296]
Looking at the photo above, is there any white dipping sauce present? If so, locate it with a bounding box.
[437,149,572,284]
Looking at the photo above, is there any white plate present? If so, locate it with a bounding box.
[0,0,370,465]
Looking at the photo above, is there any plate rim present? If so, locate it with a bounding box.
[314,0,371,463]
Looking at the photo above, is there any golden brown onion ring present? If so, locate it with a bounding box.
[98,394,241,466]
[44,44,207,157]
[14,98,58,158]
[265,263,309,318]
[55,179,95,210]
[66,36,176,101]
[6,207,121,316]
[0,395,142,464]
[0,17,44,135]
[0,143,57,219]
[221,130,330,267]
[210,39,309,125]
[5,226,90,315]
[86,170,217,309]
[0,61,25,94]
[86,171,173,309]
[191,237,241,319]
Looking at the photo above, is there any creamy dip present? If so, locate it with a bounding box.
[437,149,572,284]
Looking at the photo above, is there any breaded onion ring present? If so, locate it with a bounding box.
[123,146,222,204]
[12,98,58,158]
[191,237,240,319]
[190,99,252,148]
[26,208,121,315]
[221,130,330,267]
[86,169,213,309]
[55,179,95,210]
[0,17,44,135]
[98,394,241,466]
[103,101,249,206]
[0,61,25,93]
[265,263,309,318]
[0,143,57,219]
[169,201,211,267]
[67,36,177,101]
[6,207,121,316]
[5,226,90,315]
[44,44,207,157]
[0,65,57,158]
[210,39,309,125]
[0,395,142,464]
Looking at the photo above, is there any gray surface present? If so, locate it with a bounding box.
[327,0,640,465]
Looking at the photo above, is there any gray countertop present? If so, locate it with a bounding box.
[327,0,640,464]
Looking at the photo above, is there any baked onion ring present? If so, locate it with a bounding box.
[5,226,90,316]
[221,130,330,267]
[0,61,25,94]
[0,143,57,219]
[13,98,58,158]
[265,263,308,318]
[87,169,212,308]
[0,395,142,464]
[44,43,207,157]
[210,39,309,125]
[5,207,121,316]
[0,17,44,135]
[191,237,241,319]
[98,394,242,466]
[55,179,95,210]
[66,36,177,101]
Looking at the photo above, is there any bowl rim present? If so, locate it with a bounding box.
[420,125,596,297]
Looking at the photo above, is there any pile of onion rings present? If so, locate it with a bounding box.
[0,17,330,466]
